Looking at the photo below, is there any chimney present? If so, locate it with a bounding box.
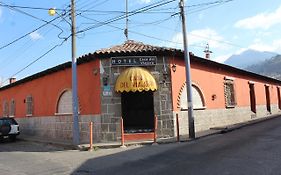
[9,77,16,84]
[204,43,212,59]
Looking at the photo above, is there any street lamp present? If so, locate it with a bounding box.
[48,0,80,146]
[48,8,56,16]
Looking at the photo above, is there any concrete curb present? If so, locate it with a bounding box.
[211,114,281,134]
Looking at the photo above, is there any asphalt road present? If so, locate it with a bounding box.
[1,116,281,175]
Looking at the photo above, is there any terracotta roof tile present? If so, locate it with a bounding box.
[94,40,178,55]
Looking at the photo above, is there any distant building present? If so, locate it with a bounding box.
[0,40,281,143]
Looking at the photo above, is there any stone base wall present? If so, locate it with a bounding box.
[17,115,101,144]
[100,114,121,143]
[16,104,281,143]
[175,105,281,136]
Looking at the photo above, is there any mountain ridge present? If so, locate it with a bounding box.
[245,55,281,80]
[223,49,277,69]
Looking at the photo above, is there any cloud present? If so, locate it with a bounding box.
[169,28,228,50]
[214,48,248,63]
[215,38,281,63]
[189,28,226,49]
[29,31,43,41]
[235,6,281,30]
[214,53,232,63]
[248,39,281,53]
[0,7,2,18]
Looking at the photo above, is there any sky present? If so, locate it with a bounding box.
[0,0,281,84]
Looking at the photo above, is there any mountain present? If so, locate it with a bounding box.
[245,55,281,80]
[224,49,277,69]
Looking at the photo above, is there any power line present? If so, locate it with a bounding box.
[0,3,66,11]
[188,0,234,14]
[3,36,70,84]
[78,14,185,47]
[77,0,241,49]
[0,0,231,13]
[187,0,234,8]
[76,0,176,34]
[76,0,234,36]
[1,0,239,81]
[1,2,69,40]
[77,0,110,13]
[0,6,70,51]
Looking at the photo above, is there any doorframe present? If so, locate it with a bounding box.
[121,91,155,133]
[277,87,281,110]
[249,83,256,113]
[265,85,271,113]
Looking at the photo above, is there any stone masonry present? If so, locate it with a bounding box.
[99,56,175,142]
[17,114,101,144]
[175,104,281,136]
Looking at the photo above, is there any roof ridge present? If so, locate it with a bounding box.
[94,39,176,55]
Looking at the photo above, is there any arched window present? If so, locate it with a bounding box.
[178,84,205,110]
[57,90,73,114]
[10,99,16,117]
[2,100,9,117]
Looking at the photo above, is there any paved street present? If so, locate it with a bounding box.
[1,116,281,175]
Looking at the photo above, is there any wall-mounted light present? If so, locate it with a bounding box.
[171,64,177,72]
[102,74,109,86]
[211,94,217,101]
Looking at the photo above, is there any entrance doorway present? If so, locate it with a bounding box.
[249,84,256,113]
[121,91,154,133]
[277,87,281,110]
[265,86,271,113]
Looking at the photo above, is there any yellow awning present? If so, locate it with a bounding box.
[115,67,158,93]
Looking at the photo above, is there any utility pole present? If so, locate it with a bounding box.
[71,0,80,146]
[179,0,195,139]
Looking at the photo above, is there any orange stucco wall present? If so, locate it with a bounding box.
[171,57,281,111]
[0,60,101,117]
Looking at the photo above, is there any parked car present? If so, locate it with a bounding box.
[0,117,20,141]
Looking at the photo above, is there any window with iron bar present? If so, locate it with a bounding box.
[26,95,33,116]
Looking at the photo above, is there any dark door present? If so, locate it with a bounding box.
[265,86,271,113]
[249,84,256,113]
[278,87,281,110]
[121,91,154,133]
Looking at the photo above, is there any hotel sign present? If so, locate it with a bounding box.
[111,56,157,66]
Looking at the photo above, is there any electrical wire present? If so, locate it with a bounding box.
[188,0,234,14]
[3,35,70,84]
[187,0,234,8]
[0,3,66,11]
[0,4,73,51]
[1,2,69,40]
[0,0,234,14]
[77,15,183,46]
[77,0,176,34]
[0,15,61,51]
[1,0,240,81]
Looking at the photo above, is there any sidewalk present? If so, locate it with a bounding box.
[19,114,281,150]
